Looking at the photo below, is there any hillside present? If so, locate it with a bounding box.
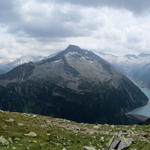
[0,110,150,150]
[0,45,148,125]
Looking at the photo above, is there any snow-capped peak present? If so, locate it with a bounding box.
[13,56,44,66]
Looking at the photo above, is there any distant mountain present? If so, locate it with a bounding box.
[0,56,44,75]
[12,56,44,66]
[96,51,150,88]
[0,53,63,75]
[0,45,148,124]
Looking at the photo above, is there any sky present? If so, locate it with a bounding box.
[1,0,150,60]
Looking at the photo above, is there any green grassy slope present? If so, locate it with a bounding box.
[0,110,150,150]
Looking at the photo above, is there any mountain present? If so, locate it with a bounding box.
[0,53,62,75]
[0,45,148,124]
[11,56,44,66]
[0,56,44,75]
[130,63,150,88]
[96,51,150,88]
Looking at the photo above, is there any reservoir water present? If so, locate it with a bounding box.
[130,88,150,117]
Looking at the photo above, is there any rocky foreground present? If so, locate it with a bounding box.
[0,110,150,150]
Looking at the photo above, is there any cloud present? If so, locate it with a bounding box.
[0,0,20,24]
[0,0,150,61]
[51,0,150,15]
[2,0,99,43]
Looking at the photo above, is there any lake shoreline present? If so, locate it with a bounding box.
[126,113,150,123]
[129,87,150,118]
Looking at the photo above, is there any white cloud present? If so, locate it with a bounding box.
[0,0,150,60]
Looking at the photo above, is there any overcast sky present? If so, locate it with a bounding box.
[1,0,150,60]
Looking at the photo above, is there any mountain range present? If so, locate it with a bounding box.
[1,50,150,90]
[96,51,150,89]
[0,45,148,124]
[0,56,44,75]
[0,52,61,75]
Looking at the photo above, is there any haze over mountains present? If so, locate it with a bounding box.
[0,56,44,75]
[96,51,150,89]
[0,52,61,75]
[0,45,148,124]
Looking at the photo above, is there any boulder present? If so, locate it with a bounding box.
[108,136,120,150]
[118,136,133,150]
[17,123,24,126]
[24,132,37,137]
[82,146,96,150]
[108,136,133,150]
[100,136,105,143]
[93,125,99,129]
[0,136,9,146]
[5,118,14,123]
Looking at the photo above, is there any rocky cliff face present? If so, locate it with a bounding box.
[0,45,148,124]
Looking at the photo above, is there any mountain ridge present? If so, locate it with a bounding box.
[96,51,150,88]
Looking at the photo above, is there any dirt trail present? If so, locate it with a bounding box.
[49,119,150,142]
[52,120,131,135]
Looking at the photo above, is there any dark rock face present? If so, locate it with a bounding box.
[0,45,148,124]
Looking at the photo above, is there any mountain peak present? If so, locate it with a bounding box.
[65,45,82,51]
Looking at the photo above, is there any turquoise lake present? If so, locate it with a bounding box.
[130,88,150,117]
